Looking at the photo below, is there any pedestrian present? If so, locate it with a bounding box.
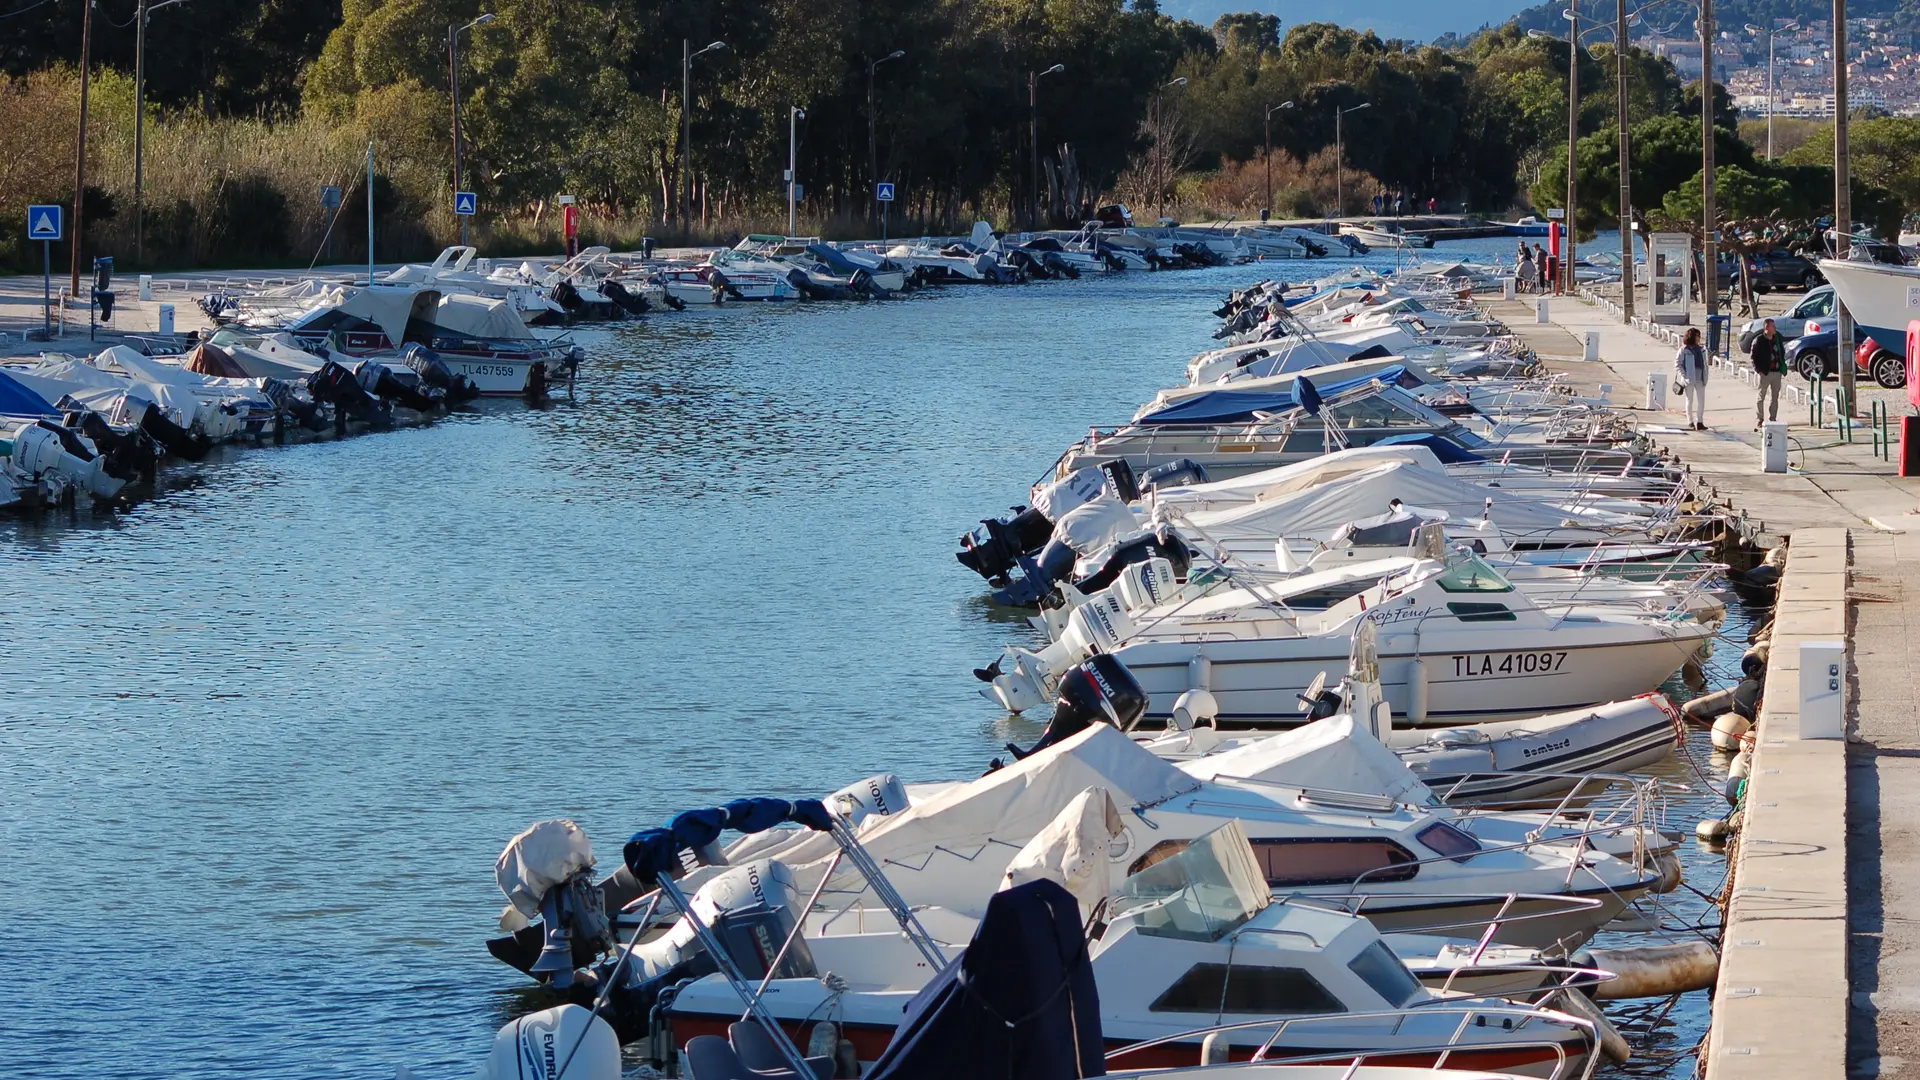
[1516,240,1529,265]
[1675,327,1710,431]
[1749,316,1785,430]
[1426,196,1437,214]
[1517,250,1537,293]
[1535,242,1553,292]
[1372,193,1383,217]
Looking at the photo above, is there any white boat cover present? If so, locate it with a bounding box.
[496,818,595,931]
[329,284,436,346]
[999,786,1124,919]
[1157,354,1436,413]
[1179,715,1435,805]
[436,293,536,341]
[1054,494,1140,555]
[1149,445,1449,509]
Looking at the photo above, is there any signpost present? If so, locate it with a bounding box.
[875,182,895,243]
[455,191,477,217]
[28,204,62,338]
[558,195,579,258]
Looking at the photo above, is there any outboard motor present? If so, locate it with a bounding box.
[1041,251,1080,279]
[848,268,891,299]
[551,279,585,315]
[957,505,1055,580]
[1010,654,1149,758]
[485,1005,620,1080]
[992,538,1080,607]
[307,360,391,427]
[260,378,329,432]
[70,410,158,484]
[1138,458,1208,492]
[1075,530,1192,595]
[132,400,214,461]
[601,279,651,316]
[353,359,443,413]
[403,346,481,406]
[5,420,125,501]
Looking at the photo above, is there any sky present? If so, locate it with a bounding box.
[1157,0,1533,43]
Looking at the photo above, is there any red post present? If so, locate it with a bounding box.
[563,203,580,258]
[1547,220,1563,295]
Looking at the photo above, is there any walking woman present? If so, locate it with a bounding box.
[1675,327,1710,431]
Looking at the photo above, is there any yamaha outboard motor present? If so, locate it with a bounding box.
[1010,655,1149,758]
[602,279,651,316]
[402,346,481,406]
[354,360,444,413]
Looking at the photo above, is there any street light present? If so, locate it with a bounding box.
[1745,20,1800,159]
[1029,63,1065,228]
[132,0,195,267]
[1264,100,1294,217]
[448,12,494,247]
[1153,77,1189,218]
[788,106,806,236]
[867,50,905,227]
[681,39,728,229]
[1334,102,1370,217]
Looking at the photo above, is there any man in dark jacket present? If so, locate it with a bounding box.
[1750,317,1784,429]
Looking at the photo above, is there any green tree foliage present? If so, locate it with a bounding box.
[1661,163,1791,219]
[1783,117,1920,212]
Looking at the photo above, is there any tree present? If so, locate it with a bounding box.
[1661,164,1792,220]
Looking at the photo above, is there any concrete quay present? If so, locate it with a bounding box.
[1489,290,1920,1080]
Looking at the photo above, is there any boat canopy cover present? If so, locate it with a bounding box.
[331,284,439,346]
[1178,715,1435,806]
[1375,432,1485,464]
[1137,366,1408,425]
[622,797,833,887]
[436,293,535,341]
[0,369,59,416]
[804,244,860,274]
[1147,444,1452,506]
[1000,787,1123,920]
[866,879,1102,1080]
[182,342,251,379]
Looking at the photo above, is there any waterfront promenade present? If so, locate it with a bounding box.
[1492,293,1919,1079]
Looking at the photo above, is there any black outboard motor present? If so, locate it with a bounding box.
[1138,458,1208,492]
[551,279,585,315]
[1074,531,1192,595]
[957,506,1056,580]
[602,279,651,316]
[70,410,158,483]
[131,400,214,461]
[1008,655,1149,759]
[260,378,328,432]
[991,538,1079,607]
[354,360,444,413]
[308,360,391,427]
[403,346,481,406]
[784,267,846,301]
[848,268,892,299]
[1040,252,1080,279]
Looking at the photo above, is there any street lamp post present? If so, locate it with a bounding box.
[1334,102,1370,217]
[1029,63,1065,229]
[788,106,805,236]
[681,40,727,231]
[448,13,494,248]
[1264,100,1294,217]
[1153,77,1188,218]
[1617,0,1634,322]
[867,50,904,228]
[1745,20,1800,159]
[132,0,196,267]
[1564,0,1579,295]
[69,0,95,297]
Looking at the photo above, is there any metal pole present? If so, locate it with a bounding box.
[788,106,799,237]
[70,0,95,298]
[1336,108,1343,216]
[1835,0,1855,411]
[1564,0,1578,296]
[1029,70,1039,229]
[1766,30,1776,159]
[134,0,146,267]
[681,39,690,231]
[1701,0,1717,324]
[450,25,467,247]
[43,240,52,338]
[868,59,878,231]
[1617,0,1634,323]
[366,142,376,286]
[1264,111,1272,215]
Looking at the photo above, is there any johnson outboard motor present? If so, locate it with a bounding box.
[1074,530,1192,595]
[402,346,481,406]
[353,359,443,413]
[1009,655,1149,759]
[602,279,651,316]
[260,378,328,432]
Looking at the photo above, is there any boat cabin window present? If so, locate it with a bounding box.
[1446,601,1515,622]
[1149,962,1346,1015]
[1346,941,1424,1007]
[1415,822,1482,863]
[1432,552,1514,594]
[1250,838,1419,888]
[1110,822,1271,943]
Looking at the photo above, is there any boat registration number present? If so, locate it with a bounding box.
[457,364,520,379]
[1450,651,1569,678]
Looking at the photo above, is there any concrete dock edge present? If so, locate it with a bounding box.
[1704,527,1850,1080]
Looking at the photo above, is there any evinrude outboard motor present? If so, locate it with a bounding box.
[601,279,651,316]
[1009,654,1149,759]
[402,345,480,406]
[485,1005,620,1080]
[5,419,126,501]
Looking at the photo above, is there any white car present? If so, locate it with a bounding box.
[1738,284,1834,353]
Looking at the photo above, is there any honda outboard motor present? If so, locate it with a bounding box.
[1011,654,1149,758]
[602,279,651,316]
[402,345,481,406]
[353,359,443,413]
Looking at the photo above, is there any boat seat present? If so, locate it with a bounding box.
[715,1021,835,1079]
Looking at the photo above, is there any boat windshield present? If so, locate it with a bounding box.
[1433,551,1514,593]
[1110,821,1271,943]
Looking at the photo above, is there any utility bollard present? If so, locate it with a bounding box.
[1872,399,1890,460]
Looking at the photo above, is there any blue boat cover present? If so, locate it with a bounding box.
[1138,365,1408,425]
[804,244,859,274]
[1376,432,1486,463]
[622,797,833,885]
[867,879,1104,1080]
[0,369,59,417]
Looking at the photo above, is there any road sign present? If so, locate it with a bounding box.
[875,182,895,202]
[27,204,62,241]
[1545,208,1566,220]
[320,185,342,209]
[455,191,477,216]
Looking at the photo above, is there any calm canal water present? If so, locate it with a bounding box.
[3,237,1724,1078]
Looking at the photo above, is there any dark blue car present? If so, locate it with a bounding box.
[1785,325,1908,388]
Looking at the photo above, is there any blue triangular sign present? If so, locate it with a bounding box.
[455,191,477,215]
[28,205,62,240]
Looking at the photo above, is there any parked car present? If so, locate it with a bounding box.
[1737,285,1835,353]
[1749,249,1824,291]
[1782,323,1908,388]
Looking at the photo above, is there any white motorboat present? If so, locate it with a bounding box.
[977,547,1716,723]
[383,245,564,324]
[1342,224,1435,249]
[1817,257,1920,360]
[656,263,798,304]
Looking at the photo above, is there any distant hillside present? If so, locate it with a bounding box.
[1152,0,1531,43]
[1501,0,1910,39]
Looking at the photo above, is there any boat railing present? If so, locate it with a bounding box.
[1104,1007,1596,1080]
[1287,887,1609,942]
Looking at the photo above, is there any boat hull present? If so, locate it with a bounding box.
[1817,258,1920,358]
